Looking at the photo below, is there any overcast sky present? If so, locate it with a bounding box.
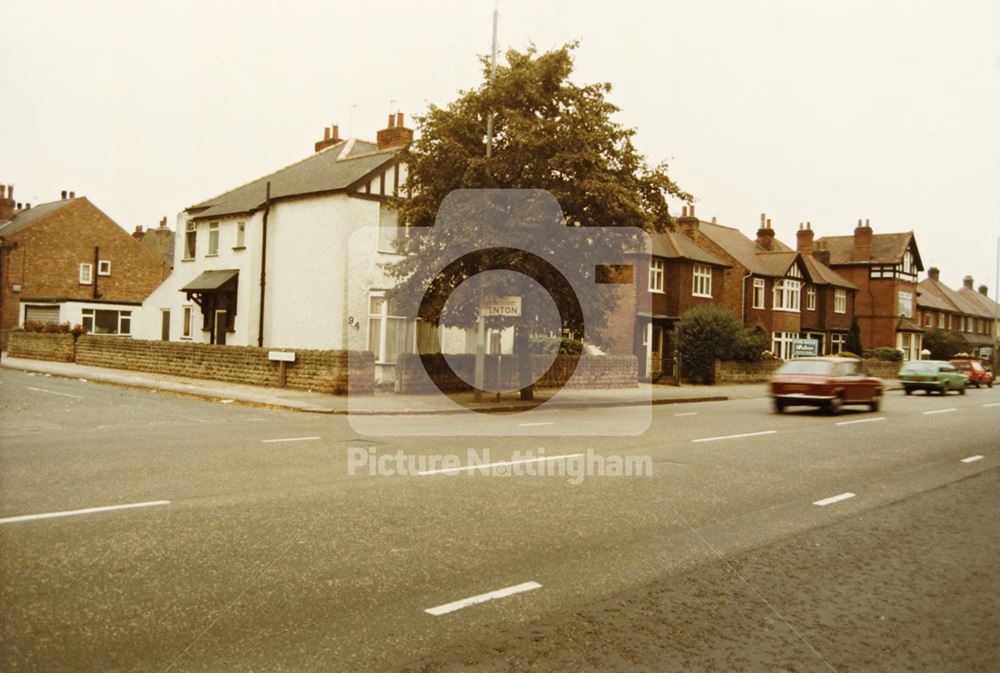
[2,0,998,294]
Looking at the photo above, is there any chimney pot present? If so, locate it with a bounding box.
[1,184,5,198]
[323,127,331,141]
[331,124,339,140]
[8,185,12,200]
[160,216,167,228]
[865,218,870,228]
[16,202,22,209]
[61,190,67,200]
[682,205,688,217]
[766,218,772,229]
[711,216,717,223]
[979,284,989,296]
[689,204,695,217]
[376,112,414,150]
[396,112,404,128]
[69,191,75,199]
[963,275,974,290]
[388,113,396,128]
[760,213,766,227]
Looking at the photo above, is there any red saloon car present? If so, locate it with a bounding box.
[948,358,994,388]
[770,357,884,415]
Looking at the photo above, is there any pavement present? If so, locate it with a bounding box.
[0,353,768,414]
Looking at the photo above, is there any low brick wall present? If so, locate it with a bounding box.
[74,336,374,395]
[396,353,638,393]
[714,359,783,384]
[7,331,76,362]
[862,359,902,379]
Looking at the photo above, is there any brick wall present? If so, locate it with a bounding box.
[862,359,902,379]
[396,353,637,393]
[74,335,373,394]
[7,331,76,362]
[714,357,901,384]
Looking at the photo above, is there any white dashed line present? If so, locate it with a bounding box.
[27,387,83,400]
[517,422,553,427]
[674,412,698,417]
[693,430,777,443]
[835,417,886,426]
[418,453,583,476]
[923,408,957,415]
[961,455,984,464]
[0,500,170,525]
[425,581,541,616]
[983,403,1000,408]
[813,492,856,507]
[261,436,322,444]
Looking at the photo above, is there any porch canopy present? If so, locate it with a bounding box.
[181,269,239,333]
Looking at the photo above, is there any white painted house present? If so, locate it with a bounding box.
[139,115,422,381]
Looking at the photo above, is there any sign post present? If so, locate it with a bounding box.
[475,297,521,401]
[791,338,819,358]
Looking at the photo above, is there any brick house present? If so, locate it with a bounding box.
[956,279,1000,364]
[917,268,997,357]
[675,207,856,359]
[0,186,167,348]
[815,220,924,360]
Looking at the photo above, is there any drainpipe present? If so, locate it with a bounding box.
[257,181,271,347]
[740,270,753,324]
[93,246,101,299]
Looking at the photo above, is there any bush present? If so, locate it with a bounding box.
[676,306,742,383]
[871,346,903,362]
[845,316,863,356]
[731,327,768,362]
[922,328,964,360]
[528,335,583,356]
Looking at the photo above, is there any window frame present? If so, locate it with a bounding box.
[648,259,665,293]
[97,260,111,276]
[897,290,913,318]
[183,221,197,260]
[834,288,847,314]
[234,221,246,249]
[79,263,94,285]
[772,279,802,312]
[692,264,712,298]
[182,305,193,339]
[207,221,220,256]
[806,285,816,311]
[752,278,765,309]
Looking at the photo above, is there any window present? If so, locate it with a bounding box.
[772,279,801,311]
[235,221,246,249]
[901,249,916,278]
[896,332,921,361]
[937,312,945,329]
[81,309,131,335]
[830,333,846,354]
[79,263,93,285]
[897,291,913,318]
[377,204,405,253]
[806,285,816,311]
[834,288,847,314]
[98,260,111,276]
[368,295,413,364]
[184,221,197,259]
[752,278,765,309]
[771,331,798,360]
[692,264,712,297]
[182,306,193,339]
[648,259,664,292]
[207,222,219,256]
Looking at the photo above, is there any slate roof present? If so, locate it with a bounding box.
[696,221,792,275]
[916,286,956,312]
[187,139,399,220]
[801,255,857,289]
[814,231,920,266]
[918,277,992,317]
[957,287,1000,319]
[0,198,79,237]
[181,269,239,292]
[650,230,728,267]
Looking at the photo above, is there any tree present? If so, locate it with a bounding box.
[845,316,863,356]
[922,328,964,360]
[386,43,692,398]
[676,306,742,384]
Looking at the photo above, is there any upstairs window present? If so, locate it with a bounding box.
[648,259,664,293]
[937,313,945,329]
[773,279,801,311]
[692,264,712,297]
[901,249,916,278]
[79,263,93,285]
[898,290,913,318]
[207,222,220,256]
[235,221,246,249]
[806,285,816,311]
[752,278,765,309]
[184,221,197,259]
[98,260,111,276]
[834,288,847,314]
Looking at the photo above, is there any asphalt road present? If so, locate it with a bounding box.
[1,368,997,672]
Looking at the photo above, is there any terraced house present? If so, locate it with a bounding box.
[917,268,998,361]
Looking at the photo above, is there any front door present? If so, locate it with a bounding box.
[161,310,170,341]
[648,324,664,376]
[214,310,227,345]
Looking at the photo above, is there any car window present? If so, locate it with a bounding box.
[941,364,956,373]
[777,360,833,375]
[971,362,984,373]
[952,362,970,371]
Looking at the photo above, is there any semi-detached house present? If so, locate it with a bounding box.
[139,114,417,382]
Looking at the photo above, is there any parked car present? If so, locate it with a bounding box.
[899,360,967,395]
[770,357,883,415]
[948,358,994,388]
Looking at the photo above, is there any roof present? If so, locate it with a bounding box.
[815,231,919,265]
[757,251,800,278]
[650,230,727,267]
[0,198,79,237]
[187,139,399,220]
[957,287,1000,319]
[181,269,239,292]
[918,277,992,318]
[696,221,782,275]
[896,317,924,333]
[801,255,856,289]
[916,286,956,312]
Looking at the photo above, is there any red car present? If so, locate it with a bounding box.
[949,358,994,388]
[770,357,884,415]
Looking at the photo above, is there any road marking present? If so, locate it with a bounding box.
[418,453,583,476]
[961,455,984,464]
[517,421,553,427]
[0,500,170,525]
[835,417,885,426]
[261,436,322,444]
[425,581,541,616]
[813,492,856,507]
[674,412,699,417]
[27,386,83,400]
[923,408,957,415]
[983,403,1000,408]
[692,430,777,443]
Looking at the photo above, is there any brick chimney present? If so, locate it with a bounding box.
[756,213,775,251]
[376,112,413,150]
[813,240,831,266]
[133,225,144,239]
[61,190,67,200]
[676,204,699,238]
[0,183,14,222]
[962,275,974,290]
[314,123,342,153]
[159,216,168,228]
[796,222,814,255]
[979,284,989,296]
[852,218,873,261]
[928,267,940,281]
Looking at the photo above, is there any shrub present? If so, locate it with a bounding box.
[676,305,741,383]
[845,316,863,356]
[731,327,768,362]
[18,321,87,337]
[922,328,964,360]
[528,335,583,356]
[871,346,903,362]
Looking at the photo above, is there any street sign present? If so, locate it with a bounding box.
[481,296,522,317]
[791,338,819,357]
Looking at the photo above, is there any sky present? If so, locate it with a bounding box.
[2,0,999,295]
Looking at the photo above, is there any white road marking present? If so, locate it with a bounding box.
[261,436,322,444]
[961,455,984,464]
[425,581,541,616]
[835,417,885,426]
[692,430,777,443]
[983,403,1000,408]
[517,422,553,427]
[923,408,957,415]
[418,453,583,476]
[0,500,170,525]
[27,386,83,400]
[674,412,699,417]
[813,492,856,507]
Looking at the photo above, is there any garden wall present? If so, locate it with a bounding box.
[7,331,76,362]
[714,358,903,384]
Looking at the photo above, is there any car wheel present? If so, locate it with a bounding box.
[773,399,785,414]
[989,380,994,389]
[975,381,981,389]
[960,383,966,395]
[825,396,842,416]
[904,387,912,396]
[869,395,881,412]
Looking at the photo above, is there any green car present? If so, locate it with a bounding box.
[899,360,967,395]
